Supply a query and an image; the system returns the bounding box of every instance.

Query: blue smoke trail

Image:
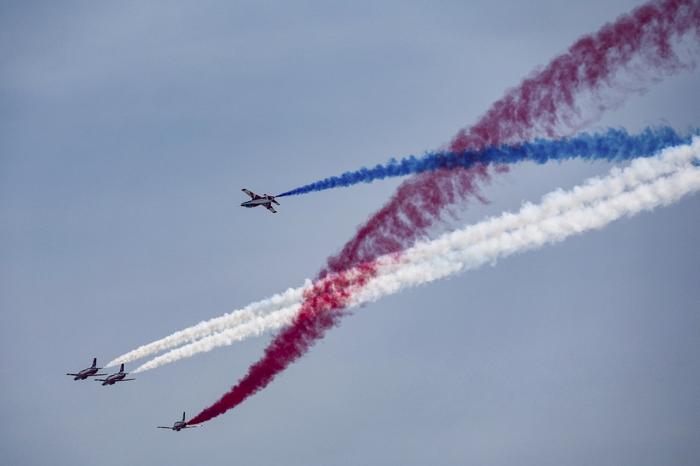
[277,127,696,197]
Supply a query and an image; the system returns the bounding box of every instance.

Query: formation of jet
[94,363,135,386]
[68,187,280,427]
[66,358,106,380]
[157,412,198,432]
[240,188,280,213]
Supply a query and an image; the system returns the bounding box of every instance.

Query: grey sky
[1,1,699,465]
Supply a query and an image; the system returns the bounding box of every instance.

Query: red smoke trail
[188,0,699,425]
[187,262,378,425]
[325,0,699,276]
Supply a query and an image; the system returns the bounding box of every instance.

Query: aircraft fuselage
[102,373,126,385]
[241,197,274,207]
[74,367,99,380]
[158,413,191,431]
[240,189,279,213]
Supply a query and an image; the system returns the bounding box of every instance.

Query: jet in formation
[240,188,280,213]
[66,358,106,380]
[157,412,198,432]
[95,363,135,386]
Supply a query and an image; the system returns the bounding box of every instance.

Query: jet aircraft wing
[242,188,258,199]
[265,204,277,213]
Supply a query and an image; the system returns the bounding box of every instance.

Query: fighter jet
[94,363,135,386]
[240,188,280,213]
[66,358,106,380]
[157,412,198,432]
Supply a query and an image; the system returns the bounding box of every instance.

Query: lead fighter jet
[240,188,280,213]
[157,412,198,432]
[94,363,135,386]
[66,358,106,380]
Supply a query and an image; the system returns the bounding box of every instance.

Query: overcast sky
[1,1,699,465]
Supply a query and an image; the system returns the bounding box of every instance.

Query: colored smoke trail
[133,302,302,373]
[180,0,700,425]
[188,262,378,425]
[324,0,699,276]
[277,127,692,197]
[114,130,696,370]
[352,140,700,307]
[129,126,693,372]
[188,143,700,424]
[107,282,310,367]
[136,138,700,373]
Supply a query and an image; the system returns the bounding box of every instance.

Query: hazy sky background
[1,1,699,465]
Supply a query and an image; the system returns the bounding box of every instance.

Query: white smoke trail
[357,159,700,305]
[107,281,311,367]
[132,304,302,372]
[358,139,700,300]
[132,139,700,372]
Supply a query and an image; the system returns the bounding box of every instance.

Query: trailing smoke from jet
[105,0,700,425]
[323,0,700,276]
[277,127,692,197]
[126,127,696,372]
[352,140,700,306]
[187,139,700,425]
[107,281,311,367]
[187,261,379,425]
[183,0,700,426]
[133,139,700,373]
[133,303,302,372]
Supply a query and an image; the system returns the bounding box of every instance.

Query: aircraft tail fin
[92,358,97,368]
[120,363,125,373]
[182,412,186,422]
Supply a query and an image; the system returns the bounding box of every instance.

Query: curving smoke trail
[133,302,302,373]
[184,0,700,425]
[187,140,700,425]
[352,140,700,306]
[324,0,699,276]
[129,126,695,372]
[187,262,379,425]
[107,282,311,367]
[277,127,692,197]
[138,139,699,373]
